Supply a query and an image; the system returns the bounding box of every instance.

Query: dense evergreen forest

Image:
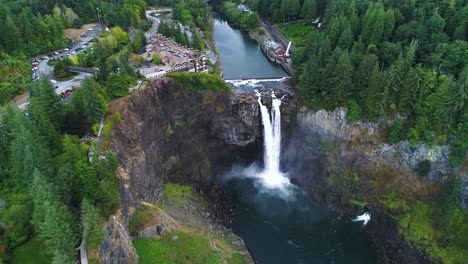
[238,0,467,166]
[0,0,152,262]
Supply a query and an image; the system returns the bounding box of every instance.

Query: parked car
[50,79,57,84]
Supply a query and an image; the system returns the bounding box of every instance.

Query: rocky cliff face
[286,106,454,187]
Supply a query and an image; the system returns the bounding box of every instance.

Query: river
[213,17,378,263]
[213,17,288,80]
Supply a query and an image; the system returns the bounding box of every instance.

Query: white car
[64,48,69,51]
[51,79,58,84]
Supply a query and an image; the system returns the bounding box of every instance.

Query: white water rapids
[353,212,371,226]
[254,90,290,189]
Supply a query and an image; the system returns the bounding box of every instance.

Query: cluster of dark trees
[0,79,119,262]
[157,21,205,51]
[250,0,467,165]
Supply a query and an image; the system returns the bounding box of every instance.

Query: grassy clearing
[167,73,231,92]
[133,231,248,264]
[396,202,467,264]
[163,183,192,209]
[381,191,409,212]
[276,22,315,49]
[348,199,366,208]
[11,238,51,264]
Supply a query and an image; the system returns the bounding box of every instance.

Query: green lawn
[276,22,316,49]
[11,238,51,264]
[134,231,247,264]
[163,183,192,208]
[397,202,468,264]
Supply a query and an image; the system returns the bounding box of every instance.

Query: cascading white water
[255,90,290,189]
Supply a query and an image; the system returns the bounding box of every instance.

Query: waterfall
[255,91,290,189]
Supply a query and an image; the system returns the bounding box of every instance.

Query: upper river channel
[213,17,288,80]
[212,16,378,264]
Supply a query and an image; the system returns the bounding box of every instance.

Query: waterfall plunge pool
[223,177,377,264]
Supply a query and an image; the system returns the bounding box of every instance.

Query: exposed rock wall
[99,213,138,264]
[288,107,453,184]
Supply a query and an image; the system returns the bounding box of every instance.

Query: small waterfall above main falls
[254,90,290,190]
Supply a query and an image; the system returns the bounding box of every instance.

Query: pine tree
[301,0,317,21]
[73,79,106,124]
[365,65,385,120]
[31,169,77,263]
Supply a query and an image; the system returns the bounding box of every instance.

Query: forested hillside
[244,0,467,166]
[0,0,153,262]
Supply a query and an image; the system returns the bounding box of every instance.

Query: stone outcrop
[375,142,451,181]
[290,107,453,183]
[99,213,138,264]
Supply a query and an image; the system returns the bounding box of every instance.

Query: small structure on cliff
[257,36,293,75]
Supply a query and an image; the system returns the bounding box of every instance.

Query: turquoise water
[213,17,288,80]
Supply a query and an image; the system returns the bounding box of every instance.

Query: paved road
[145,10,161,39]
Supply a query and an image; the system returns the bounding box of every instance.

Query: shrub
[152,54,161,65]
[346,99,361,122]
[167,72,231,92]
[407,128,419,148]
[415,159,431,177]
[388,119,404,144]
